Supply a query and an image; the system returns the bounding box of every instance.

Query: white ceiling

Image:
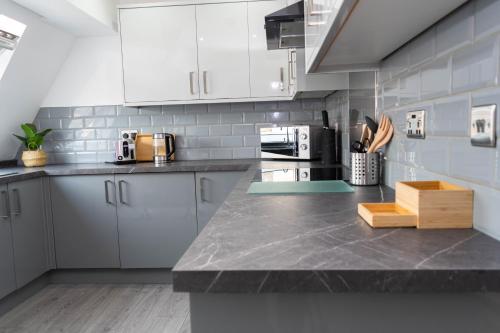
[12,0,118,36]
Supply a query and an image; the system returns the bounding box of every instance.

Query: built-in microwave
[260,125,322,160]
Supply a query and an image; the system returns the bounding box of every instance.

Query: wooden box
[357,203,417,228]
[395,181,473,229]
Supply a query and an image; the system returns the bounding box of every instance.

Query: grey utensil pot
[350,152,380,185]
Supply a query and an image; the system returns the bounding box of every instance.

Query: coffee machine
[115,130,138,164]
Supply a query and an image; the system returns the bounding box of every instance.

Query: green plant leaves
[13,123,52,151]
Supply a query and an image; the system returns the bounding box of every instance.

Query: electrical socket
[471,104,496,147]
[406,110,425,139]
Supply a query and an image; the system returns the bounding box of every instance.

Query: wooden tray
[358,203,417,228]
[396,181,473,229]
[135,134,153,162]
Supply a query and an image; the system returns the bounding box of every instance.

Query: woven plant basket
[21,150,48,167]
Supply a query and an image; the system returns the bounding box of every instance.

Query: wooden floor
[0,284,190,333]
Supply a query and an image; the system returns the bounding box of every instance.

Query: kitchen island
[173,161,500,333]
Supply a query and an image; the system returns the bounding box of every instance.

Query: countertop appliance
[115,130,137,164]
[265,0,304,50]
[152,133,176,165]
[254,167,345,182]
[260,125,322,160]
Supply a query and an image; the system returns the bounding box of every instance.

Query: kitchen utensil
[351,139,370,153]
[321,110,329,129]
[370,121,394,152]
[321,128,338,165]
[367,115,391,153]
[365,116,378,135]
[135,134,154,162]
[350,152,379,185]
[152,133,176,165]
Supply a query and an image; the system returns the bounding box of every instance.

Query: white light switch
[471,104,496,147]
[406,110,425,139]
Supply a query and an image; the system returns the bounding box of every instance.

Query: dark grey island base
[170,161,500,333]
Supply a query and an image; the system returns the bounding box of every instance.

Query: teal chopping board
[247,180,354,195]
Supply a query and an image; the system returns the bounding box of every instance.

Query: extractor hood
[265,0,304,50]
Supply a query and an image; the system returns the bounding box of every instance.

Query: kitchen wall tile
[198,136,220,148]
[173,114,196,125]
[231,103,254,112]
[85,140,108,151]
[38,119,62,130]
[232,124,255,135]
[74,129,96,140]
[96,129,118,139]
[475,0,500,39]
[210,148,233,159]
[409,28,435,67]
[449,137,496,184]
[178,148,210,160]
[208,103,230,113]
[97,152,114,163]
[185,104,208,113]
[84,117,107,128]
[420,57,451,99]
[162,105,185,114]
[254,101,278,111]
[244,112,266,123]
[278,100,302,111]
[436,2,474,56]
[72,106,93,118]
[50,130,74,141]
[209,124,232,136]
[265,111,289,122]
[62,119,83,129]
[290,111,314,121]
[380,47,409,78]
[221,136,243,147]
[382,78,399,109]
[301,98,324,110]
[430,96,469,136]
[140,127,163,134]
[117,106,139,116]
[221,112,243,124]
[76,152,97,163]
[48,107,72,118]
[139,106,162,115]
[197,113,220,125]
[176,136,199,148]
[419,137,450,174]
[106,116,130,128]
[151,115,173,127]
[37,108,50,118]
[397,137,421,167]
[399,70,420,105]
[452,37,498,93]
[244,135,260,147]
[233,147,256,159]
[163,126,185,136]
[94,106,116,116]
[186,126,209,137]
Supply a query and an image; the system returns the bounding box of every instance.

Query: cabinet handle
[279,67,285,91]
[0,190,9,219]
[200,177,209,202]
[104,180,114,205]
[118,180,127,205]
[10,189,21,216]
[290,50,297,80]
[189,71,195,95]
[202,71,208,95]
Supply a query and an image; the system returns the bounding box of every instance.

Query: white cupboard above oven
[118,0,347,106]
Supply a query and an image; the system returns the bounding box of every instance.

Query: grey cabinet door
[116,173,197,268]
[0,184,15,299]
[9,178,48,288]
[195,171,244,233]
[50,176,120,268]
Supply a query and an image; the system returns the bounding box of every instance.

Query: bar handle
[200,177,209,202]
[104,180,114,205]
[279,67,284,91]
[203,71,208,95]
[189,71,195,95]
[0,190,9,219]
[118,180,127,205]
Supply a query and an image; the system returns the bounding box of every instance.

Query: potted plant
[13,123,52,167]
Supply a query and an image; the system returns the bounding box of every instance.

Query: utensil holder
[350,152,379,185]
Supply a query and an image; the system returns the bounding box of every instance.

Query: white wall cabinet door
[196,2,251,100]
[120,6,199,103]
[248,0,292,98]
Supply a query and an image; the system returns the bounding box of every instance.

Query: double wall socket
[471,104,496,147]
[406,110,425,139]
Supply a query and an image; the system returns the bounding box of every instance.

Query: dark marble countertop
[173,161,500,294]
[0,160,253,185]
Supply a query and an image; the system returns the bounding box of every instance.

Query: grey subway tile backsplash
[35,99,324,164]
[430,96,469,136]
[435,2,474,56]
[420,57,451,99]
[475,0,500,39]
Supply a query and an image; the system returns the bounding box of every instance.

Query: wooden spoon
[371,121,394,152]
[367,115,388,153]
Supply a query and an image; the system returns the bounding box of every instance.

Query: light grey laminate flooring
[0,284,190,333]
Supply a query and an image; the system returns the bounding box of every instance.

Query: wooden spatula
[367,115,389,153]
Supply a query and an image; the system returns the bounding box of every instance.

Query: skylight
[0,14,26,80]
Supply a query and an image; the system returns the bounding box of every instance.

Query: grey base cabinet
[50,176,120,268]
[116,173,197,268]
[9,178,48,288]
[0,184,16,299]
[196,171,244,233]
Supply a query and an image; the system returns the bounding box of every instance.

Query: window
[0,14,26,80]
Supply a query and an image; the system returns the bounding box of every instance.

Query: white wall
[0,0,74,160]
[67,0,118,30]
[42,35,124,107]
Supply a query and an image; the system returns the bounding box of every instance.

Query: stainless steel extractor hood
[265,0,304,50]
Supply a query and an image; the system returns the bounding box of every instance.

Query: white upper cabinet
[248,0,291,98]
[120,6,199,103]
[305,0,468,73]
[196,2,251,100]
